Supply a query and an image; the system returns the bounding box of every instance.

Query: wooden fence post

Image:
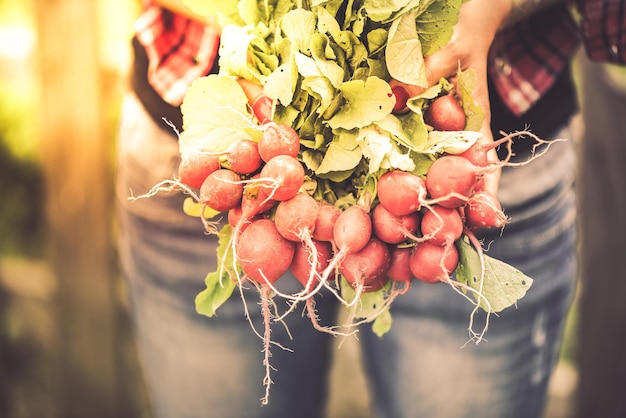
[35,0,117,416]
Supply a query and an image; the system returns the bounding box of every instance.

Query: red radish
[409,241,459,284]
[236,78,274,123]
[274,193,319,242]
[258,123,300,163]
[228,205,243,228]
[242,193,275,219]
[473,177,487,193]
[339,237,391,292]
[425,155,479,208]
[235,218,295,285]
[371,203,420,244]
[458,135,512,167]
[258,155,305,201]
[223,139,262,174]
[241,174,276,220]
[199,168,243,212]
[377,170,427,216]
[465,191,507,230]
[420,205,464,246]
[333,205,372,254]
[387,246,413,283]
[290,239,332,291]
[227,205,264,234]
[392,85,411,114]
[177,152,220,189]
[312,200,341,242]
[423,92,465,131]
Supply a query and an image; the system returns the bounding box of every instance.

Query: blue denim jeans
[116,93,578,418]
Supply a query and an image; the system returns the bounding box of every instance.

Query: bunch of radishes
[182,90,508,290]
[137,82,551,405]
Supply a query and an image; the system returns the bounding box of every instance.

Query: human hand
[391,0,512,196]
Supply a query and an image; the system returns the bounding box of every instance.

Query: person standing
[115,1,625,417]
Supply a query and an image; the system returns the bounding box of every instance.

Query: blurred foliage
[0,1,45,257]
[0,131,45,257]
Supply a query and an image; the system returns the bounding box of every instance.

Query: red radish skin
[459,135,513,167]
[339,237,391,292]
[409,241,459,284]
[387,246,413,283]
[241,174,276,220]
[377,170,427,216]
[392,85,411,114]
[258,123,300,163]
[274,193,319,242]
[425,155,479,208]
[223,139,262,175]
[423,93,465,131]
[465,191,508,230]
[227,206,263,234]
[177,152,220,189]
[228,205,243,228]
[258,155,305,201]
[371,203,420,244]
[312,201,341,242]
[235,219,295,285]
[333,205,372,254]
[420,205,464,246]
[290,239,332,291]
[199,169,243,212]
[236,78,274,124]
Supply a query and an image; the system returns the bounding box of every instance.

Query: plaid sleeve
[578,0,626,64]
[488,5,581,116]
[134,2,220,106]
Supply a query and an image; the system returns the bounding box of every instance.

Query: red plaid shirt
[134,1,220,106]
[490,0,626,116]
[135,0,625,113]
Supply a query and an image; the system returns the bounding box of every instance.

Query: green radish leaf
[396,112,429,151]
[340,277,390,320]
[281,9,317,53]
[356,125,416,173]
[327,77,395,130]
[374,113,426,151]
[410,152,435,177]
[385,9,428,87]
[455,235,534,313]
[423,130,482,155]
[195,225,238,317]
[301,76,336,116]
[182,197,220,219]
[372,308,393,337]
[406,82,446,112]
[316,130,362,174]
[217,25,258,80]
[179,75,258,153]
[265,63,297,106]
[367,28,389,54]
[310,34,346,88]
[363,0,413,22]
[316,6,342,36]
[416,0,464,56]
[456,67,484,132]
[238,0,266,25]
